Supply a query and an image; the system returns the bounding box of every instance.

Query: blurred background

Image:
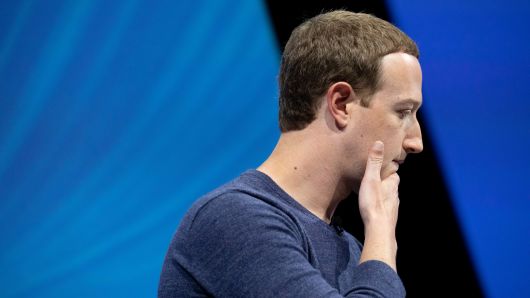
[0,0,528,297]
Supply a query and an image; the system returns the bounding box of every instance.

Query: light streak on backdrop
[0,0,279,296]
[388,0,530,297]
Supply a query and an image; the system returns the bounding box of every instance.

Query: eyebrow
[395,98,422,109]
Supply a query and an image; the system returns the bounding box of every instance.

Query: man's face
[348,52,423,182]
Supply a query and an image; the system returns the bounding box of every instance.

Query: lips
[393,160,404,165]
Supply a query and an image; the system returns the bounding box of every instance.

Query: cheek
[378,124,402,146]
[379,130,405,160]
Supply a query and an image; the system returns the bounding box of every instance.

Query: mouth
[393,159,404,165]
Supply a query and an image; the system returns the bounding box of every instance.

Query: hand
[358,141,400,227]
[358,141,400,271]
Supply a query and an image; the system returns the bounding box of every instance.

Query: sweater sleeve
[160,192,405,298]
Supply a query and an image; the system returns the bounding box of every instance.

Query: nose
[403,120,423,154]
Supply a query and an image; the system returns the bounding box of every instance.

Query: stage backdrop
[0,0,279,296]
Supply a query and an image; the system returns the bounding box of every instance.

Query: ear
[325,82,358,129]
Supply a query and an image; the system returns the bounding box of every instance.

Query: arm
[165,190,404,297]
[358,141,400,272]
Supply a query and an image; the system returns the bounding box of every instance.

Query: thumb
[364,141,384,180]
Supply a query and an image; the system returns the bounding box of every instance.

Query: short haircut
[278,10,419,132]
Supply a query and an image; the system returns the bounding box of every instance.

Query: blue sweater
[159,170,405,297]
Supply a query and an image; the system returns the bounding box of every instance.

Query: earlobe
[326,82,357,129]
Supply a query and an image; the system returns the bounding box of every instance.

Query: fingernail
[373,141,384,151]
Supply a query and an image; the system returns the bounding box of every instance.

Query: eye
[397,109,412,119]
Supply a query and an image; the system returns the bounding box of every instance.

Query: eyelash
[398,109,413,119]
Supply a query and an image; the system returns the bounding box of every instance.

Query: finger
[364,141,384,181]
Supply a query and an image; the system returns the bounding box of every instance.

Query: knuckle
[370,156,384,163]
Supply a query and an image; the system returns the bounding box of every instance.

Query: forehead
[375,52,423,106]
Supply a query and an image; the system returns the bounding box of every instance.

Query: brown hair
[278,10,419,132]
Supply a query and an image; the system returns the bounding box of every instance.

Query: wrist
[360,228,398,271]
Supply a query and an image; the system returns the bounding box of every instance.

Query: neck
[257,126,351,224]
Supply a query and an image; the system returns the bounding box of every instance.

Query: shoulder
[169,182,312,281]
[182,188,304,243]
[178,170,305,237]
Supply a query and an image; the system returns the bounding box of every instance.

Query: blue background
[0,0,529,297]
[389,1,530,297]
[0,0,279,296]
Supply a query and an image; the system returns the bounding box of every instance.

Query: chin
[381,167,399,179]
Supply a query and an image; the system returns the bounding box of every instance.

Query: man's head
[278,10,419,132]
[277,11,423,190]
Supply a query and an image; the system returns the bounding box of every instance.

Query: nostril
[404,139,423,154]
[414,142,424,154]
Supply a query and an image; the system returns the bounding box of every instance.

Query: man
[159,10,423,297]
